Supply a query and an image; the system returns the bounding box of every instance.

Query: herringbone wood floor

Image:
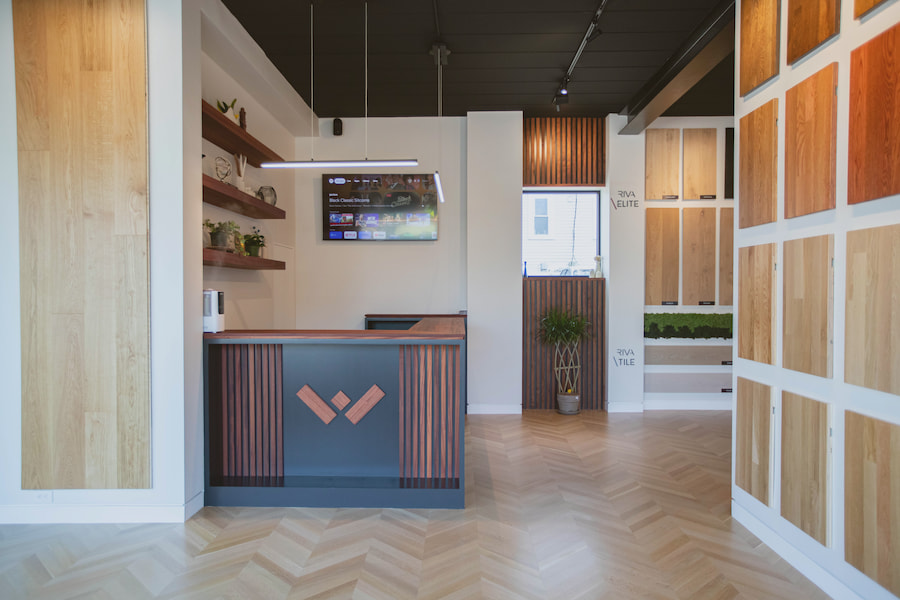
[1,411,831,599]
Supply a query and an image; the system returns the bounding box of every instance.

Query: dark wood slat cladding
[399,345,461,489]
[208,344,283,486]
[524,117,606,186]
[523,278,606,410]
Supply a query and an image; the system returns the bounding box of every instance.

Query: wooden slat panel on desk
[785,63,837,218]
[682,208,717,305]
[740,0,780,95]
[739,99,778,228]
[683,129,717,199]
[738,244,776,364]
[781,392,828,545]
[845,411,900,596]
[845,224,900,395]
[787,0,839,64]
[719,208,734,305]
[645,129,680,199]
[783,235,833,378]
[848,22,900,205]
[736,377,771,505]
[645,208,680,305]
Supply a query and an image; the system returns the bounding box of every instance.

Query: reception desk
[203,316,466,508]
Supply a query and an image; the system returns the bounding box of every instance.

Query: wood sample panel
[845,411,900,596]
[845,224,900,395]
[739,99,779,228]
[740,0,781,95]
[781,392,828,545]
[736,377,771,505]
[787,0,840,63]
[645,345,732,365]
[645,129,680,199]
[15,0,150,488]
[855,0,889,17]
[645,208,680,305]
[725,127,735,199]
[523,117,605,186]
[738,244,776,364]
[783,235,834,378]
[719,208,735,305]
[683,129,717,199]
[682,208,717,305]
[849,22,900,205]
[785,64,838,219]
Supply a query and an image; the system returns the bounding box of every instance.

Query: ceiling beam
[618,0,734,135]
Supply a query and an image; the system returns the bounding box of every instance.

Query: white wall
[292,116,467,329]
[466,112,523,414]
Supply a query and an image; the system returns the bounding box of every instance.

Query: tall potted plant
[539,308,590,414]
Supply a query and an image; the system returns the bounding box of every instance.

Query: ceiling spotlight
[560,86,568,95]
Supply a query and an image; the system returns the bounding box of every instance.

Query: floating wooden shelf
[203,248,285,270]
[201,100,284,167]
[202,175,286,220]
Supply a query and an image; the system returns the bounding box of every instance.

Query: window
[522,192,599,276]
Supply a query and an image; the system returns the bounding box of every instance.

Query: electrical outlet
[33,491,52,504]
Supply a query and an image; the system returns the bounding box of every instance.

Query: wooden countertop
[204,317,465,341]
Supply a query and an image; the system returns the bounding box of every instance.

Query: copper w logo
[296,384,385,425]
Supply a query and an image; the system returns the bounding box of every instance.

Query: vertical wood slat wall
[522,278,606,410]
[399,345,461,488]
[523,118,605,186]
[15,0,150,489]
[208,345,284,486]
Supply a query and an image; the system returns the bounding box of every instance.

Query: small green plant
[216,98,237,113]
[643,313,733,339]
[539,308,590,394]
[206,220,242,253]
[243,226,266,248]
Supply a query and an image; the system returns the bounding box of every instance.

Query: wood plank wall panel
[15,0,150,489]
[845,224,900,395]
[845,411,900,596]
[738,244,776,364]
[523,117,605,186]
[781,392,829,545]
[736,377,771,505]
[645,208,680,305]
[719,208,735,305]
[848,22,900,205]
[683,128,718,199]
[787,0,840,63]
[785,64,838,218]
[725,128,735,199]
[399,345,462,488]
[783,235,834,378]
[855,0,889,17]
[645,345,733,365]
[645,129,680,199]
[739,99,779,228]
[682,208,717,305]
[208,345,284,486]
[740,0,781,95]
[522,278,606,410]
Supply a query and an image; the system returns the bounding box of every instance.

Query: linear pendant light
[262,1,418,170]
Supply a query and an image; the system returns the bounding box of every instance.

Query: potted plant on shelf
[243,226,266,257]
[539,308,590,414]
[205,220,241,253]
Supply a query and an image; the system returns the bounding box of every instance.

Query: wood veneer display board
[14,0,150,489]
[719,208,734,305]
[736,377,771,505]
[683,129,717,199]
[783,235,834,378]
[848,22,900,205]
[738,244,776,364]
[787,0,840,63]
[845,411,900,596]
[781,392,829,546]
[740,0,781,95]
[682,208,716,305]
[785,64,838,219]
[645,208,680,305]
[845,224,900,395]
[645,129,680,200]
[855,0,890,17]
[739,99,779,228]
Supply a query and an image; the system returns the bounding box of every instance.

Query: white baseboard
[606,401,644,413]
[184,490,205,520]
[0,503,192,524]
[644,393,732,410]
[466,403,522,415]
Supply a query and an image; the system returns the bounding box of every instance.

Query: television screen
[322,174,439,241]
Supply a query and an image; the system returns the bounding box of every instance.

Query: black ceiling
[220,0,735,119]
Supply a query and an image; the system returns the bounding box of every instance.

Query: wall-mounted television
[322,174,439,241]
